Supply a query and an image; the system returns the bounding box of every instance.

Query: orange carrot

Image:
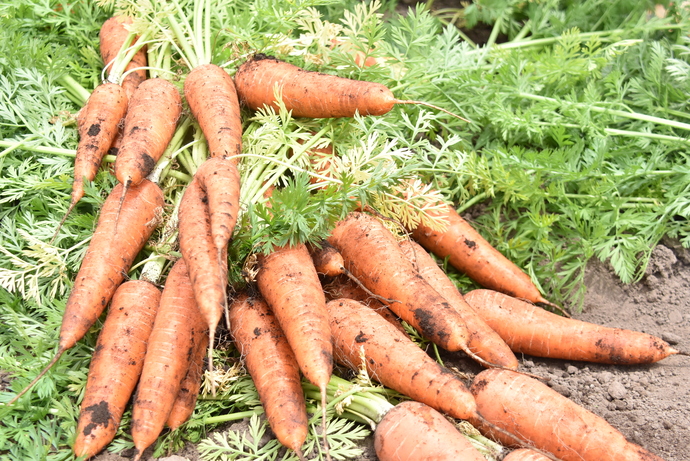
[7,179,164,406]
[412,201,559,310]
[52,82,129,242]
[399,240,519,370]
[166,322,209,431]
[463,289,681,364]
[194,156,241,255]
[255,242,332,459]
[503,449,553,461]
[114,77,181,218]
[327,212,501,367]
[374,401,486,461]
[131,258,207,460]
[234,54,466,120]
[307,240,345,277]
[99,15,148,100]
[177,177,227,365]
[72,280,161,459]
[183,63,242,163]
[470,368,665,461]
[228,292,308,458]
[325,297,478,422]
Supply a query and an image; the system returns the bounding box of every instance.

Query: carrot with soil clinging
[399,239,519,370]
[255,242,333,460]
[411,200,565,313]
[234,54,469,121]
[177,177,227,369]
[228,292,309,459]
[7,179,164,406]
[463,289,685,364]
[470,368,665,461]
[131,258,208,461]
[327,211,506,369]
[51,82,129,242]
[72,280,161,459]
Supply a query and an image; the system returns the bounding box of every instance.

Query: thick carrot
[470,368,665,461]
[178,177,227,364]
[195,157,241,254]
[114,77,181,217]
[184,63,242,163]
[412,201,558,309]
[327,212,492,364]
[228,292,308,457]
[325,298,478,421]
[234,54,465,120]
[463,289,681,364]
[52,82,129,242]
[72,280,161,459]
[255,242,333,459]
[374,400,486,461]
[399,240,519,370]
[165,321,209,431]
[131,258,207,460]
[99,15,148,100]
[503,449,553,461]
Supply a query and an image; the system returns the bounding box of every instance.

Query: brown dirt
[95,238,690,461]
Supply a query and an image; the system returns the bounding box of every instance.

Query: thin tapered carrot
[114,77,181,223]
[52,82,129,242]
[7,179,164,405]
[327,211,502,368]
[178,177,227,367]
[399,239,519,370]
[228,292,308,459]
[184,63,242,163]
[255,242,332,460]
[470,368,665,461]
[463,289,684,364]
[131,258,208,460]
[99,15,148,100]
[412,201,564,313]
[234,54,468,121]
[194,156,241,255]
[325,298,479,422]
[307,240,346,277]
[72,280,161,459]
[166,321,210,431]
[374,401,486,461]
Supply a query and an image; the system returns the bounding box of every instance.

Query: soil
[93,237,690,461]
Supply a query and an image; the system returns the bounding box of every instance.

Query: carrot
[325,297,478,422]
[307,240,346,277]
[411,201,562,312]
[165,322,209,431]
[374,401,486,461]
[324,275,407,335]
[234,54,468,120]
[184,63,243,163]
[255,242,333,459]
[52,82,129,242]
[194,156,241,255]
[131,258,208,460]
[327,211,503,368]
[114,77,181,222]
[469,368,665,461]
[99,15,148,100]
[228,292,308,458]
[177,177,227,366]
[7,179,164,405]
[503,449,553,461]
[72,280,161,459]
[399,239,519,370]
[463,289,682,364]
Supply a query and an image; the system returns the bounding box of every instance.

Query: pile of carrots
[6,4,687,461]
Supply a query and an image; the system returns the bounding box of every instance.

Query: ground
[92,236,690,461]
